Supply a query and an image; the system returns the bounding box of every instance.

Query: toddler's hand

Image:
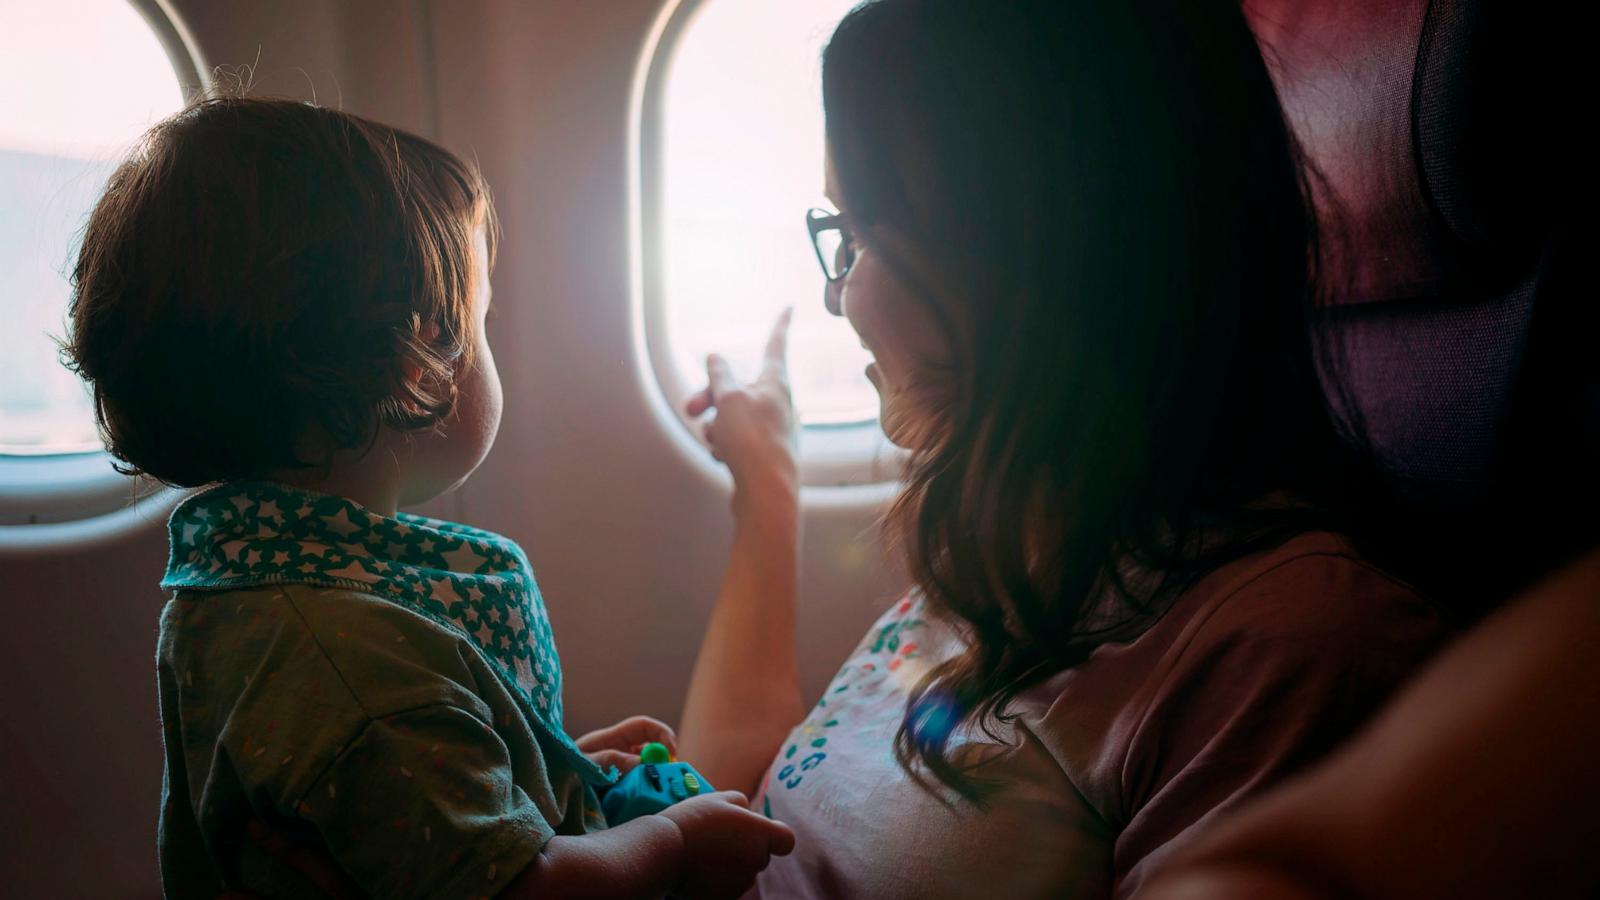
[576,715,677,773]
[684,310,799,504]
[659,790,796,900]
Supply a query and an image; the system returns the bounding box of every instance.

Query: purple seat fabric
[1244,0,1586,613]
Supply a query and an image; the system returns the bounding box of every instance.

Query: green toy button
[640,742,671,765]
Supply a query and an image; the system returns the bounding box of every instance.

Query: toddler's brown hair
[64,95,496,486]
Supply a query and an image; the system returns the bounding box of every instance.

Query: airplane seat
[1244,0,1588,617]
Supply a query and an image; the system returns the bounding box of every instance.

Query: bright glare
[660,0,876,426]
[0,0,187,454]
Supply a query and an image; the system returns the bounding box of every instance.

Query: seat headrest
[1243,0,1586,607]
[1246,0,1558,304]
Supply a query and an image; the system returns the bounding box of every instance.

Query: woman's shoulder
[1015,531,1447,842]
[1036,531,1447,724]
[1179,530,1440,647]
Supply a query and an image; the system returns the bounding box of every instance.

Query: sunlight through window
[0,0,188,454]
[659,0,874,427]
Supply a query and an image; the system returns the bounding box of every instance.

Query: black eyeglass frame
[806,207,857,285]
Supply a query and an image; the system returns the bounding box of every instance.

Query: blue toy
[600,742,714,824]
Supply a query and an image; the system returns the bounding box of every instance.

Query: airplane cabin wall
[0,2,907,896]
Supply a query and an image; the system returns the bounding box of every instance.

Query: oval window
[653,0,874,428]
[0,0,193,456]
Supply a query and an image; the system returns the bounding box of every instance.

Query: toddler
[64,96,792,899]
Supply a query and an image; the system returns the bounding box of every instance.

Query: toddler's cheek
[459,354,504,458]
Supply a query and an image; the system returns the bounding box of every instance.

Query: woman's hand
[684,309,799,511]
[576,715,678,773]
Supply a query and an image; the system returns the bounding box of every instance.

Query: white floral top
[750,532,1444,900]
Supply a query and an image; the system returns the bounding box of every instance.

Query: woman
[676,0,1443,897]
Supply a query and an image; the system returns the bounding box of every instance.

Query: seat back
[1244,0,1589,613]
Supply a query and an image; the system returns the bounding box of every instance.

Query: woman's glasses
[806,208,856,315]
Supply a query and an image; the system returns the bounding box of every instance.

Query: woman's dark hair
[822,0,1363,799]
[63,95,496,487]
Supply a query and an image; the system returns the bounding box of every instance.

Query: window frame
[627,0,904,492]
[0,0,205,537]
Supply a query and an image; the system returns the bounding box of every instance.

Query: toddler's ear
[403,321,444,385]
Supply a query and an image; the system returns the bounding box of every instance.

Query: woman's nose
[825,279,844,316]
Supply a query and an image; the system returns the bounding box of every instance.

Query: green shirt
[157,582,607,899]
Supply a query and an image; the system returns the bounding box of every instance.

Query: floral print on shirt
[772,595,930,793]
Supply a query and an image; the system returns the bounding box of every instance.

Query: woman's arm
[677,312,808,794]
[679,475,805,794]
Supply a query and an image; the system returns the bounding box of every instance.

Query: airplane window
[0,0,189,456]
[657,0,874,427]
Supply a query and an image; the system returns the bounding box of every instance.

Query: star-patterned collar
[162,480,613,787]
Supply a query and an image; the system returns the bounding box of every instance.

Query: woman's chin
[872,380,917,449]
[877,405,918,450]
[869,367,944,450]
